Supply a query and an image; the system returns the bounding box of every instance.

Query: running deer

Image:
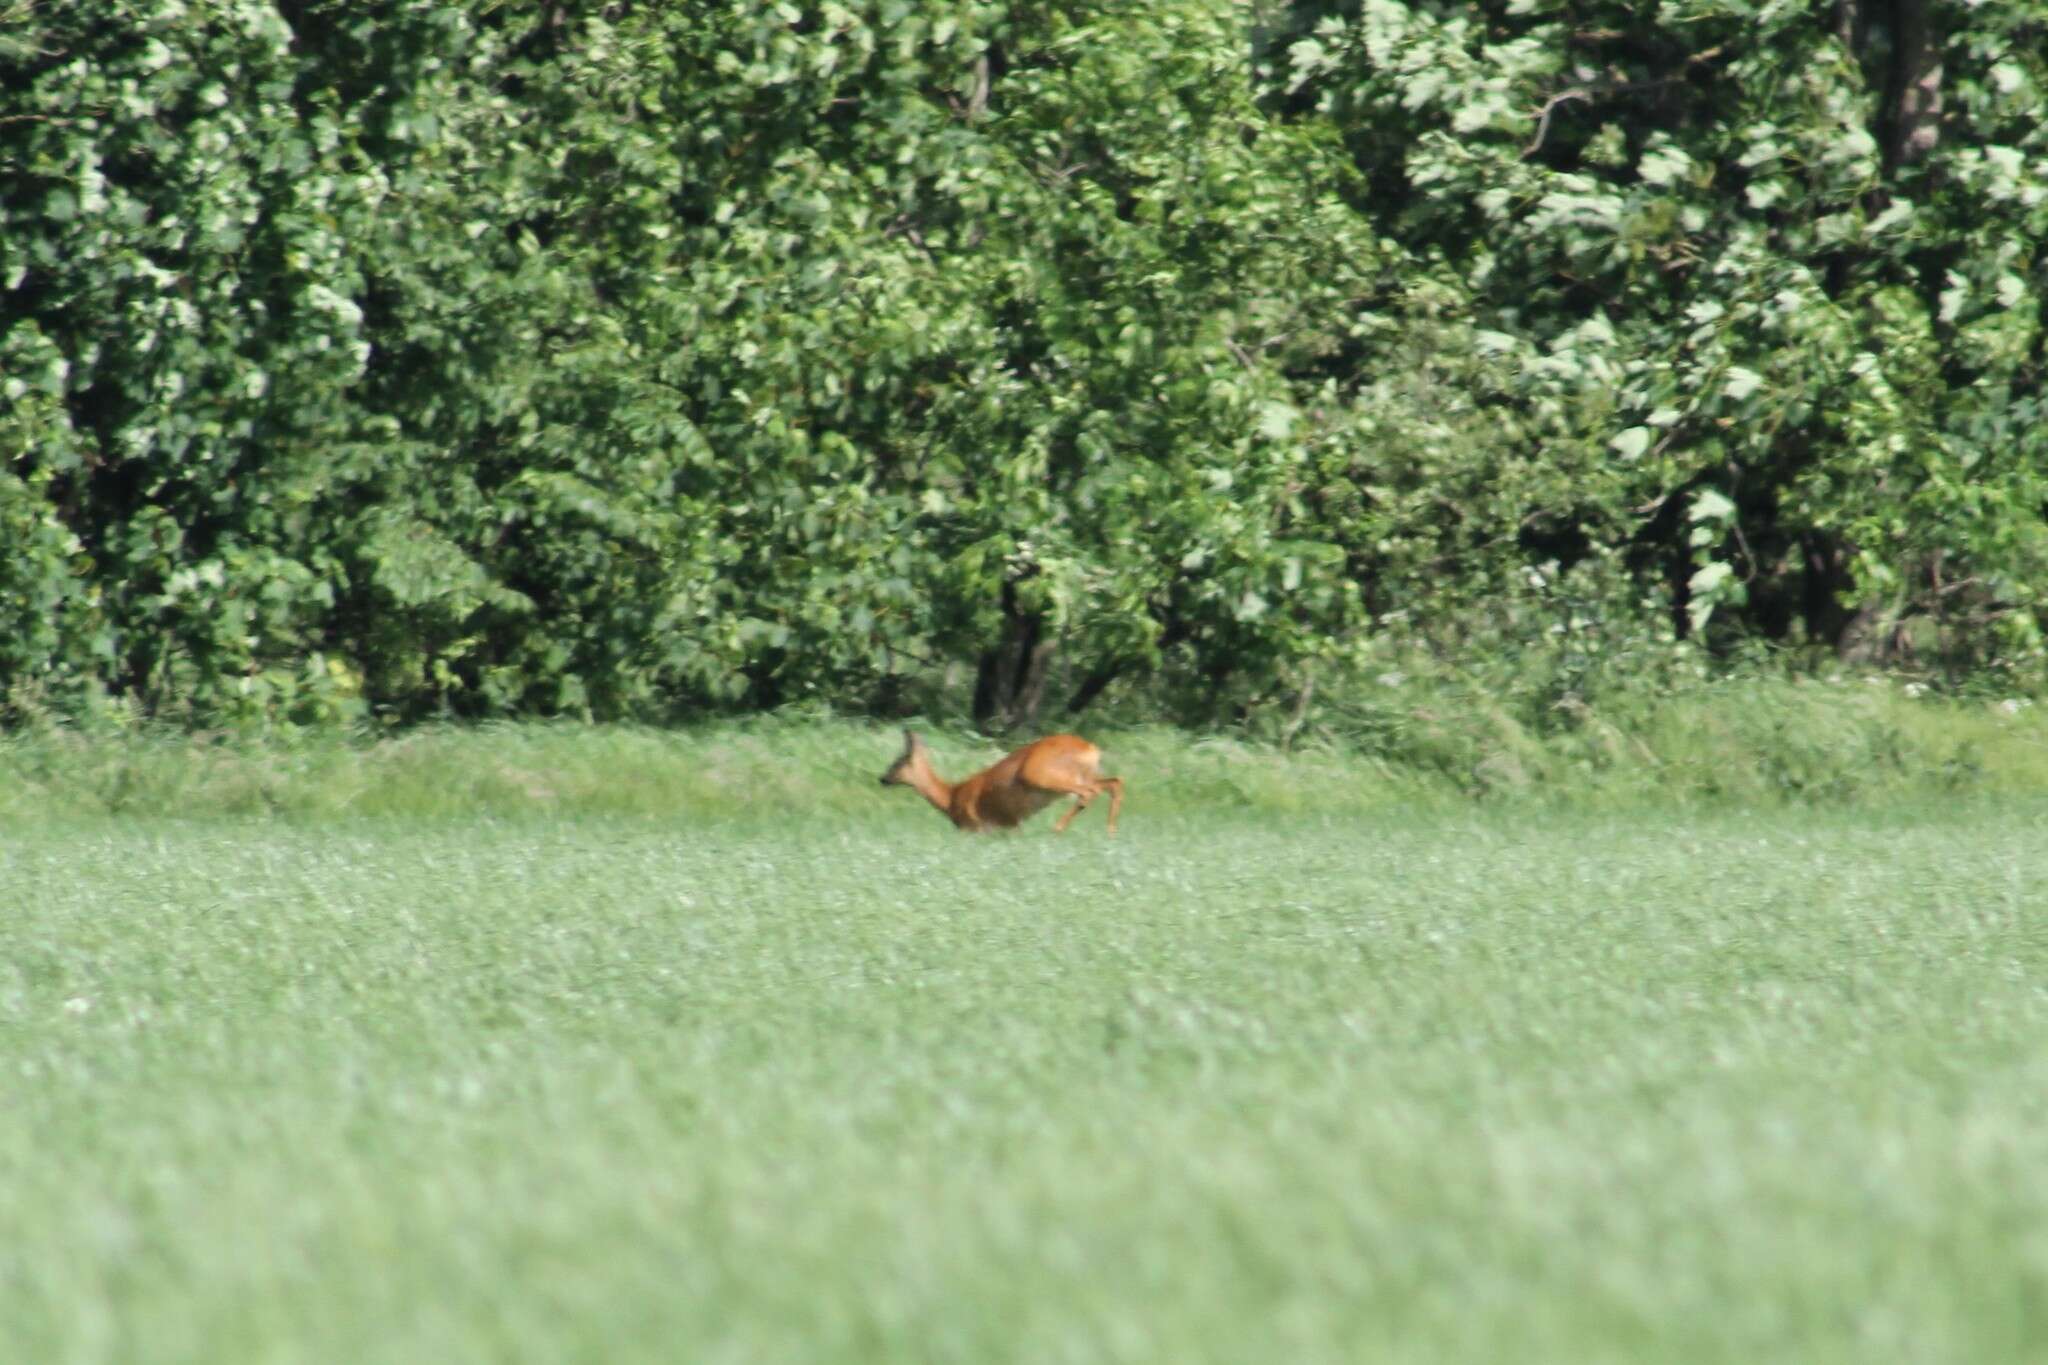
[879,730,1124,834]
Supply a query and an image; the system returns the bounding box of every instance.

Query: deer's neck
[902,759,956,819]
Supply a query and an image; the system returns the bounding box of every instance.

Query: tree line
[3,1,2044,729]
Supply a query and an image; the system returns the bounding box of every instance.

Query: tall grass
[0,675,2041,824]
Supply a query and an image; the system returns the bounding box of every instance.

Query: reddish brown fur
[879,730,1124,834]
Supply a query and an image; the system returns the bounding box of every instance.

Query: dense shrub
[3,2,2043,728]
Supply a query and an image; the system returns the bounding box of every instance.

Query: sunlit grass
[4,731,2045,1361]
[4,676,2045,824]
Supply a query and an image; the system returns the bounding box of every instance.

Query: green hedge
[4,2,2044,728]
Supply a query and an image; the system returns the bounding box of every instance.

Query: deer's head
[879,729,932,787]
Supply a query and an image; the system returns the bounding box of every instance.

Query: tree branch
[1524,88,1591,156]
[1522,46,1729,158]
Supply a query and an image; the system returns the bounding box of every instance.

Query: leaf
[1402,70,1447,111]
[1866,202,1914,236]
[1722,368,1765,401]
[1256,401,1299,440]
[1637,146,1692,187]
[1688,489,1737,523]
[1609,426,1654,460]
[1686,561,1738,632]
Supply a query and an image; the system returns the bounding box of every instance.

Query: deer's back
[950,734,1100,829]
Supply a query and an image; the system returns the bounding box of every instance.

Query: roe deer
[879,730,1124,834]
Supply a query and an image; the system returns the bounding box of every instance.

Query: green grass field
[5,719,2046,1362]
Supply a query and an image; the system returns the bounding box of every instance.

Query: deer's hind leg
[1099,776,1123,834]
[1051,785,1095,833]
[1050,775,1123,834]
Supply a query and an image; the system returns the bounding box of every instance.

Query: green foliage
[2,1,1390,724]
[2,0,362,720]
[1272,0,2048,674]
[2,1,2044,726]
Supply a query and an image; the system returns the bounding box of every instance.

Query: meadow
[4,708,2046,1362]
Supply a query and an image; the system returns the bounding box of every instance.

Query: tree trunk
[1834,0,1864,53]
[972,576,1054,733]
[1799,529,1861,651]
[1065,662,1125,716]
[1882,0,1941,174]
